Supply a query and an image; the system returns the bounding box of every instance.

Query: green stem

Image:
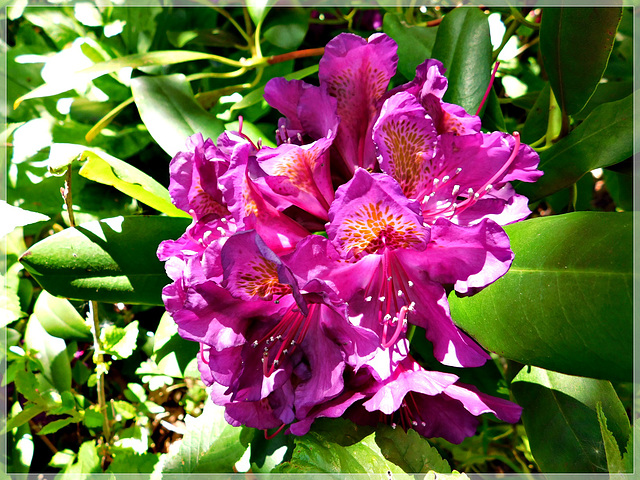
[509,6,540,29]
[493,18,519,62]
[63,167,76,227]
[568,183,578,212]
[213,7,252,45]
[90,300,111,443]
[545,88,562,146]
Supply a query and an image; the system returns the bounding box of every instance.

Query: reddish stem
[475,61,500,116]
[267,47,325,65]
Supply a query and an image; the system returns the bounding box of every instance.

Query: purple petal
[319,33,398,172]
[327,169,429,258]
[373,92,439,198]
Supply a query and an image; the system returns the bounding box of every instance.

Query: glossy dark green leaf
[431,8,491,114]
[20,216,190,305]
[511,367,630,472]
[572,81,633,122]
[539,8,622,115]
[517,93,634,202]
[521,83,551,144]
[24,313,72,392]
[479,88,506,132]
[375,425,452,474]
[383,13,438,81]
[449,212,632,382]
[274,431,408,476]
[131,74,225,157]
[152,312,199,378]
[33,290,91,340]
[162,399,246,473]
[602,170,633,211]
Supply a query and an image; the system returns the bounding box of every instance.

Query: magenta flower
[157,31,540,441]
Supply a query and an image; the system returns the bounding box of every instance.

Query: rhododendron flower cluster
[158,33,542,443]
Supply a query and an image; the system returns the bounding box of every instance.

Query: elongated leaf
[449,212,632,382]
[431,8,491,114]
[375,425,452,474]
[131,74,225,157]
[33,290,91,340]
[597,403,629,474]
[20,216,190,305]
[13,50,225,108]
[540,7,622,115]
[24,313,72,392]
[162,399,246,473]
[521,83,551,144]
[511,367,630,472]
[383,13,438,81]
[47,143,188,218]
[517,93,635,202]
[229,64,319,114]
[3,404,46,433]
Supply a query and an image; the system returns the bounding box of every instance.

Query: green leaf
[603,170,633,211]
[62,440,101,476]
[449,212,632,382]
[518,93,634,202]
[431,8,492,114]
[20,216,190,305]
[101,321,139,360]
[383,13,438,81]
[375,425,452,474]
[47,144,189,218]
[33,290,91,340]
[38,416,79,436]
[247,0,273,27]
[162,399,246,473]
[0,200,50,239]
[275,430,409,477]
[539,7,622,115]
[596,403,630,474]
[3,404,46,434]
[521,83,551,144]
[131,74,225,157]
[229,64,319,114]
[107,451,160,473]
[511,366,630,472]
[152,312,199,378]
[263,8,309,50]
[24,313,72,392]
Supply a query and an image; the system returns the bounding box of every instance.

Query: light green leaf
[3,404,46,434]
[449,212,632,382]
[162,398,246,473]
[0,200,50,239]
[596,403,629,474]
[33,290,91,340]
[20,216,191,305]
[101,321,139,360]
[38,416,79,436]
[47,143,188,218]
[131,74,225,157]
[512,367,630,472]
[24,313,72,393]
[152,312,199,378]
[375,425,452,474]
[61,440,101,476]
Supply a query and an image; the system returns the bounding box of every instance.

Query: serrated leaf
[511,366,630,472]
[540,7,622,115]
[383,13,438,81]
[131,74,225,157]
[596,403,629,474]
[101,321,139,359]
[20,216,191,305]
[2,404,46,434]
[375,425,452,474]
[82,405,104,429]
[275,431,409,477]
[449,212,632,382]
[162,398,246,473]
[24,313,72,392]
[107,451,160,473]
[33,290,91,340]
[517,93,635,202]
[431,8,492,114]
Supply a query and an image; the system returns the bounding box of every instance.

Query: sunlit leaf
[449,212,632,382]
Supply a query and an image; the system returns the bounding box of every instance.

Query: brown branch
[267,47,325,65]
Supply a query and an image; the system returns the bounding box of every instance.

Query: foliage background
[1,2,635,478]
